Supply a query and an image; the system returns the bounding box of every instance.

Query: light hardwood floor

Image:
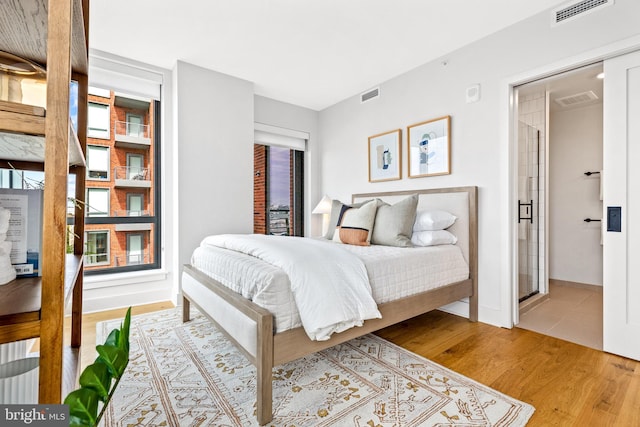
[68,302,639,426]
[61,301,176,371]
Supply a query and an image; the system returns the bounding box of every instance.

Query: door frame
[502,35,640,328]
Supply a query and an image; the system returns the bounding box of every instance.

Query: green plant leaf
[63,388,100,426]
[104,328,119,347]
[119,307,132,353]
[68,415,93,427]
[79,362,113,401]
[96,345,128,379]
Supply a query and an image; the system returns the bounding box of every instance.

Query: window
[126,153,145,180]
[87,145,109,180]
[84,96,160,274]
[254,145,304,236]
[88,86,110,98]
[127,193,144,216]
[126,113,143,137]
[85,230,109,266]
[85,54,162,275]
[86,188,109,217]
[0,169,44,189]
[126,233,144,265]
[87,102,110,139]
[253,124,307,237]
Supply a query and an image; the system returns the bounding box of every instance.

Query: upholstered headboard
[352,186,477,268]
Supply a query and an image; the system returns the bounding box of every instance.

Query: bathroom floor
[516,279,603,350]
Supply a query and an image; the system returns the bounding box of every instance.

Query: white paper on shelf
[0,194,27,264]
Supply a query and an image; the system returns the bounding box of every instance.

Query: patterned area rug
[100,308,534,426]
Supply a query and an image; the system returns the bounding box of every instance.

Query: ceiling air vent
[554,90,599,108]
[552,0,614,26]
[361,87,379,103]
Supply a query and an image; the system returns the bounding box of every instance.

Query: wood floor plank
[572,355,637,425]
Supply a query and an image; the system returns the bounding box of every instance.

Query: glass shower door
[518,121,540,301]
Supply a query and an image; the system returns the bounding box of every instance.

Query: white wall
[317,0,640,326]
[174,61,254,275]
[254,96,320,236]
[549,104,603,285]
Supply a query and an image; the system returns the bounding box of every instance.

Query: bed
[181,186,478,425]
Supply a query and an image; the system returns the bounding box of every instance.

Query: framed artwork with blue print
[368,129,401,182]
[407,115,451,178]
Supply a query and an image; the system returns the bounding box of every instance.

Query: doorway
[514,63,604,350]
[126,153,145,180]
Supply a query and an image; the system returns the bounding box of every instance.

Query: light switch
[607,206,622,232]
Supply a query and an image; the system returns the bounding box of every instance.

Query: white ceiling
[89,0,569,111]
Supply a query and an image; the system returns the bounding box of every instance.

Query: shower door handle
[518,200,533,224]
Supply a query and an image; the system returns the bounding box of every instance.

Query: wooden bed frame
[181,186,478,425]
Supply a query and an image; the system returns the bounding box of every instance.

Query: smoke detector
[552,0,614,26]
[554,90,599,108]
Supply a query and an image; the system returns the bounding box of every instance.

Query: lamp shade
[312,195,332,214]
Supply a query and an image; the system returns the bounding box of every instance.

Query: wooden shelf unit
[0,100,87,168]
[0,0,89,404]
[0,255,84,342]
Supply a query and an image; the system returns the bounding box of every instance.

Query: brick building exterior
[84,89,155,271]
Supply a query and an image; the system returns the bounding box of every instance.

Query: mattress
[188,239,469,333]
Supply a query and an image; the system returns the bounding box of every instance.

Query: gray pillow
[324,199,372,239]
[371,194,419,247]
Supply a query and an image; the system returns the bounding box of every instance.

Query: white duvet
[202,234,382,341]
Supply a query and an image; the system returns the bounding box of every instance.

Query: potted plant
[64,307,131,427]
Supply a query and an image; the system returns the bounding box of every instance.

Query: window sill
[85,262,110,267]
[87,134,110,140]
[84,268,168,290]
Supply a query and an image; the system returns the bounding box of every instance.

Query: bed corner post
[182,296,191,323]
[256,313,274,425]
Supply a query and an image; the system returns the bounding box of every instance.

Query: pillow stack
[324,195,457,248]
[326,194,419,247]
[411,210,457,246]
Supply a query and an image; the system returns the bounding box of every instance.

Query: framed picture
[407,115,451,178]
[368,129,401,182]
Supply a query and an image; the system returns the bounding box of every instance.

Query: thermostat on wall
[466,84,481,103]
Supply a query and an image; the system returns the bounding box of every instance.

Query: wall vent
[552,0,614,26]
[554,90,599,108]
[361,87,379,103]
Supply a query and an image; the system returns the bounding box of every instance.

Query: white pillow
[413,210,457,231]
[411,230,458,246]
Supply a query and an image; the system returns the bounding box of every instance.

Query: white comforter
[202,234,381,341]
